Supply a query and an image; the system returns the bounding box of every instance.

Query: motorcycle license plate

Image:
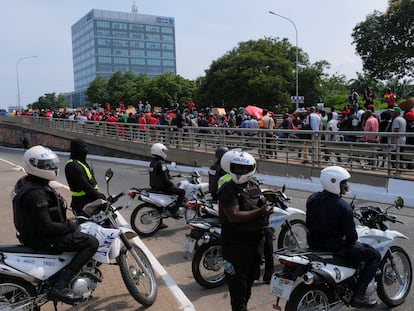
[183,236,196,253]
[269,275,294,300]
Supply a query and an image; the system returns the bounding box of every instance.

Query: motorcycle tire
[130,203,163,237]
[376,245,412,307]
[192,240,225,289]
[0,277,40,311]
[285,283,336,311]
[277,219,307,249]
[117,245,158,307]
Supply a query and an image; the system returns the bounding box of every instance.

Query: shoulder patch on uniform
[161,165,167,171]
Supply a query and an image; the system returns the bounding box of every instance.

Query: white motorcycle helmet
[151,143,168,160]
[23,145,60,181]
[220,148,242,173]
[320,166,351,195]
[229,151,256,184]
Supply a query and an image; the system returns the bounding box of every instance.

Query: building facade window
[131,58,146,65]
[98,56,112,64]
[112,31,128,38]
[114,57,128,64]
[96,20,110,28]
[145,25,160,33]
[113,40,128,47]
[147,59,161,66]
[130,50,145,57]
[97,47,111,55]
[112,22,127,30]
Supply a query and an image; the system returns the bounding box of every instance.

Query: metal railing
[2,115,414,179]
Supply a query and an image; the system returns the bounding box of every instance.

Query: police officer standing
[208,146,228,201]
[12,145,99,304]
[306,166,381,308]
[218,151,272,311]
[65,139,106,216]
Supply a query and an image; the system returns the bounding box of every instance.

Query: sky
[0,0,389,110]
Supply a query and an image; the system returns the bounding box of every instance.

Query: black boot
[48,269,83,305]
[351,294,377,308]
[170,207,183,219]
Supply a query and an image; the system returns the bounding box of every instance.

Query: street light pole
[268,10,299,110]
[16,55,38,113]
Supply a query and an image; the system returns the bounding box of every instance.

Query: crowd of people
[13,89,414,170]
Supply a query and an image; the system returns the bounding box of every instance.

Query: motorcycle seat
[190,217,220,226]
[302,248,359,268]
[277,247,359,268]
[147,188,173,195]
[0,244,62,255]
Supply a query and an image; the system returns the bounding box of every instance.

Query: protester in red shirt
[138,113,147,140]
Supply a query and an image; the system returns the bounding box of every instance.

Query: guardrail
[1,115,414,180]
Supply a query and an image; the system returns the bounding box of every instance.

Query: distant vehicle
[0,109,9,115]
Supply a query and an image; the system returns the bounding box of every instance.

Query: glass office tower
[72,9,176,92]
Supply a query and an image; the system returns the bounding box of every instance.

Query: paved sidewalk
[0,160,182,311]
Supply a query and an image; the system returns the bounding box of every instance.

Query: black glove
[97,192,106,200]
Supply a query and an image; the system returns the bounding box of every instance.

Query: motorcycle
[0,168,157,310]
[184,217,223,289]
[269,196,412,311]
[127,166,209,237]
[184,197,219,223]
[183,186,307,289]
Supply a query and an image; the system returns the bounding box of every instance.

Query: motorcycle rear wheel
[277,219,308,249]
[130,204,163,237]
[192,240,225,289]
[377,245,412,307]
[0,278,40,311]
[117,245,158,306]
[285,283,336,311]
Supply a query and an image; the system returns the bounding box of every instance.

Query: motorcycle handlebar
[108,192,124,203]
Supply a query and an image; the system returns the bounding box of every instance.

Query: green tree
[352,0,414,80]
[196,37,325,112]
[29,93,68,111]
[107,71,138,106]
[146,72,196,108]
[87,76,108,105]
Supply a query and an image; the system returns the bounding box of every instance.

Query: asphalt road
[1,147,413,311]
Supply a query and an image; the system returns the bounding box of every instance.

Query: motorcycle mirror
[395,196,404,209]
[282,185,286,193]
[105,168,113,183]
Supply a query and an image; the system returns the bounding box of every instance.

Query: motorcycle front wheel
[130,204,163,237]
[277,219,308,249]
[192,240,225,289]
[117,245,158,307]
[285,283,336,311]
[377,245,412,307]
[0,278,40,311]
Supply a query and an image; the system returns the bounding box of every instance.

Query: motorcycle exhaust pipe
[302,272,315,284]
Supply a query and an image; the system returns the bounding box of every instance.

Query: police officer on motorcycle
[65,138,106,216]
[12,146,99,304]
[208,146,229,200]
[218,151,273,311]
[149,143,184,219]
[306,166,381,308]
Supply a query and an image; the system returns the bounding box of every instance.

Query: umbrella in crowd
[243,105,263,119]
